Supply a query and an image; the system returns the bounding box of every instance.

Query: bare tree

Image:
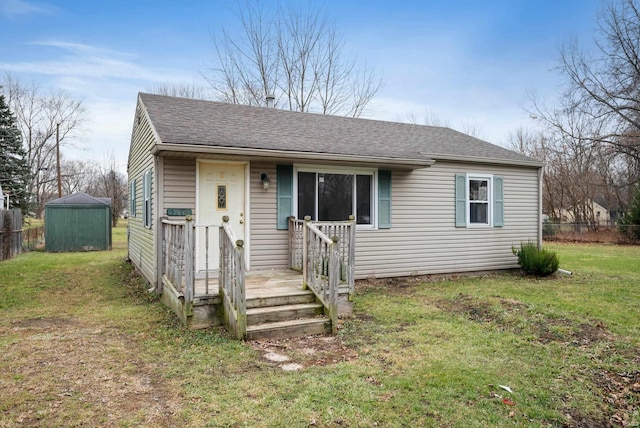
[1,73,86,216]
[457,120,484,139]
[553,0,640,163]
[58,157,126,227]
[207,0,383,117]
[397,109,451,128]
[147,81,211,99]
[98,163,127,227]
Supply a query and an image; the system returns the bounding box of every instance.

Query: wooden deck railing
[302,216,341,334]
[219,216,246,340]
[289,215,356,299]
[161,218,194,310]
[161,216,246,336]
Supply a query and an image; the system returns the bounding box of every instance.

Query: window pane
[318,173,353,221]
[298,172,316,219]
[470,202,488,224]
[469,179,488,201]
[356,175,372,224]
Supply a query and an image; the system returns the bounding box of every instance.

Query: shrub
[512,241,559,277]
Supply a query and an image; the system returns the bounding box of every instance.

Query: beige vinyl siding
[354,161,539,278]
[163,158,196,215]
[155,159,289,272]
[127,104,156,285]
[245,160,539,277]
[138,155,540,279]
[249,162,289,270]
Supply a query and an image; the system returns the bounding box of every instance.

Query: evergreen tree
[0,92,32,212]
[618,184,640,241]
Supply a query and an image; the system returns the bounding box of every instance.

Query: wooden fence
[0,209,23,262]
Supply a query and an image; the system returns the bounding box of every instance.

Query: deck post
[348,214,356,301]
[183,216,194,316]
[219,216,229,296]
[302,216,311,290]
[329,236,339,334]
[235,239,247,340]
[288,216,295,269]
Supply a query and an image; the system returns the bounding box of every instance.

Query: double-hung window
[468,176,490,225]
[296,169,375,226]
[455,173,504,228]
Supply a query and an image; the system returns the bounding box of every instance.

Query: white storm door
[197,162,246,272]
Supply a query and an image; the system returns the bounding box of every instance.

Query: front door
[197,162,246,273]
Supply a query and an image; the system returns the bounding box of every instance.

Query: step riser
[247,306,324,325]
[246,320,331,341]
[247,294,316,309]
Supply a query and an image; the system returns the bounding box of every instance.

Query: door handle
[239,220,244,224]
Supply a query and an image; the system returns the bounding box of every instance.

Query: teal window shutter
[143,169,152,228]
[378,170,392,229]
[277,165,293,230]
[493,176,504,227]
[455,174,466,227]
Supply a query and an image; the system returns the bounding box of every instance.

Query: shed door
[197,162,246,273]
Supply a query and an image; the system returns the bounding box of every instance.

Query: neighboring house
[559,199,611,225]
[127,93,544,338]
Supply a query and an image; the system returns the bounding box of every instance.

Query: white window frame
[293,165,378,230]
[130,179,136,217]
[467,173,493,228]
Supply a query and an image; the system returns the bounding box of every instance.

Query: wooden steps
[245,288,331,340]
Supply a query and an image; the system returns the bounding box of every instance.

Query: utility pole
[56,121,62,198]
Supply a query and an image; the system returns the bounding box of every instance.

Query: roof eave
[431,154,545,168]
[151,143,435,169]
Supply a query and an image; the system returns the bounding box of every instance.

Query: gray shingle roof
[46,192,111,206]
[139,93,540,167]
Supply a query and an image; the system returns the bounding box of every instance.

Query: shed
[45,193,112,252]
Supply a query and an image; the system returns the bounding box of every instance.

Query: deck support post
[183,216,194,316]
[235,239,246,339]
[329,236,339,334]
[347,214,356,301]
[302,215,311,290]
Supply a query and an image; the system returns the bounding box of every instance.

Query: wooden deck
[194,269,303,298]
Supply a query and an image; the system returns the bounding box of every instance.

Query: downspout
[538,165,544,248]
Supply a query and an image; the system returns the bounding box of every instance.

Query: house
[559,199,611,225]
[127,93,544,339]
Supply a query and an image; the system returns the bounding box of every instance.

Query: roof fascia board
[431,154,545,168]
[151,143,435,168]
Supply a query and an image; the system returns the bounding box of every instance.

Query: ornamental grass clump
[512,241,559,277]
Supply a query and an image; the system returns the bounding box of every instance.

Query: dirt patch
[436,294,612,346]
[249,334,359,369]
[356,272,511,295]
[0,317,179,427]
[564,408,612,428]
[10,316,78,329]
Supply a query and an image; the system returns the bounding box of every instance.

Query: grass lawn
[0,229,638,427]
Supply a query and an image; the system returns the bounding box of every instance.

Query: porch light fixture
[260,173,270,190]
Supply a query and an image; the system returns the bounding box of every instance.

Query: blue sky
[0,0,601,172]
